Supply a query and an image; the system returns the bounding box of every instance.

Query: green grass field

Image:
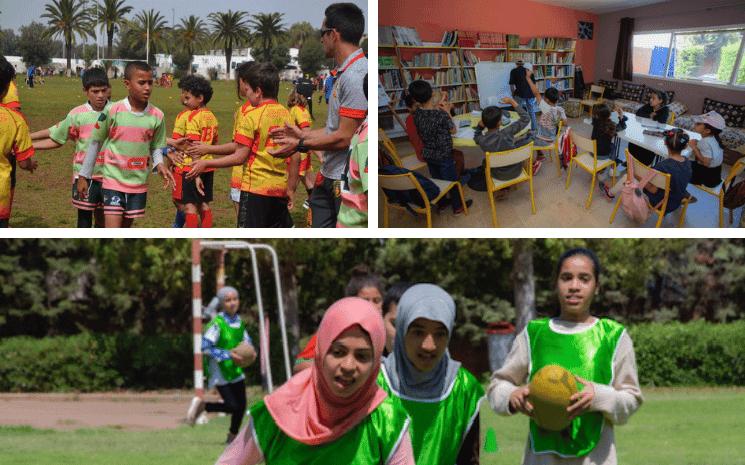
[2,387,743,464]
[11,75,328,228]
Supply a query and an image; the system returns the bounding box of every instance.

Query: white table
[452,111,531,147]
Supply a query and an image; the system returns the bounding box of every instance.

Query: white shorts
[230,187,241,203]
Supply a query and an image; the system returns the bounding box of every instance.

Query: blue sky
[0,0,368,38]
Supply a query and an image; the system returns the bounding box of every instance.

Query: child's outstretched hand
[526,68,533,77]
[187,160,208,179]
[500,96,518,107]
[77,176,89,201]
[156,163,175,190]
[166,149,185,166]
[185,141,208,158]
[170,137,190,152]
[19,158,38,173]
[616,107,624,118]
[195,176,205,196]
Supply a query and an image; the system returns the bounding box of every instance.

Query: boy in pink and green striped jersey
[30,68,111,228]
[77,61,174,228]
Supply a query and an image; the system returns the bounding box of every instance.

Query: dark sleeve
[656,107,670,124]
[442,110,454,130]
[455,412,481,465]
[473,125,485,144]
[636,105,651,117]
[509,69,516,85]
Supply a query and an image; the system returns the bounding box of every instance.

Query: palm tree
[288,22,315,49]
[126,9,169,66]
[208,10,250,79]
[41,0,91,74]
[91,0,133,74]
[174,15,208,74]
[248,12,287,63]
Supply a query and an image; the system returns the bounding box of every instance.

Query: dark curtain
[613,17,634,81]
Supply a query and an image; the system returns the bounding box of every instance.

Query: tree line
[0,0,344,78]
[2,238,744,352]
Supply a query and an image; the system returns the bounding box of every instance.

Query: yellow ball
[528,365,579,431]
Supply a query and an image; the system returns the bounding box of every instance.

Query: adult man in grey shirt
[269,3,367,228]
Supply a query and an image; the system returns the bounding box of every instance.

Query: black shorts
[172,169,214,204]
[102,188,147,218]
[237,191,293,228]
[72,178,104,211]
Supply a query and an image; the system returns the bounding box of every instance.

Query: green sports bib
[250,397,410,464]
[377,366,485,465]
[526,318,626,457]
[203,314,246,383]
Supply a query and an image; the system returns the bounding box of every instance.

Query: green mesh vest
[377,366,485,465]
[250,397,410,464]
[203,314,246,383]
[526,318,626,458]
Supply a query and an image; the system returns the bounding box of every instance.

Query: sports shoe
[186,397,206,427]
[532,160,542,176]
[302,198,310,209]
[535,152,546,162]
[599,182,615,200]
[453,199,473,217]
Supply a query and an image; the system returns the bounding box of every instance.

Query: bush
[0,325,295,392]
[628,321,745,386]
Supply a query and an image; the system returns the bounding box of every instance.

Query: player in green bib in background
[215,297,415,465]
[379,284,486,465]
[488,248,644,464]
[187,286,256,445]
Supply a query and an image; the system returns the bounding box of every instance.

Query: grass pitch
[11,75,329,228]
[2,387,744,464]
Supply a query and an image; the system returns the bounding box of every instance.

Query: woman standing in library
[487,248,643,464]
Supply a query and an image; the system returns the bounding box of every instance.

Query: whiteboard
[474,62,533,109]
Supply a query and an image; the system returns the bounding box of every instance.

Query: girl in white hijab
[379,284,486,464]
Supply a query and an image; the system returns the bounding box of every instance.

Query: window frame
[632,23,745,90]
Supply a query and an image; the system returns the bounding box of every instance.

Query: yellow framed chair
[609,154,689,228]
[379,172,468,228]
[690,156,745,227]
[532,120,563,177]
[565,130,616,210]
[667,111,676,125]
[580,85,604,116]
[378,128,427,172]
[485,142,536,227]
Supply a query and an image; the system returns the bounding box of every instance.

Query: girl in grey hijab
[379,284,486,464]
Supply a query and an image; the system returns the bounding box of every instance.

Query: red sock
[199,209,213,228]
[185,213,199,228]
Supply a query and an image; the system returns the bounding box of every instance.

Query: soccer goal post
[191,239,292,398]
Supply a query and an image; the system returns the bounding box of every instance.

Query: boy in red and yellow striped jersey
[189,62,300,228]
[166,75,218,228]
[0,57,37,227]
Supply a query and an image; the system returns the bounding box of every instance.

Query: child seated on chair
[628,90,670,166]
[403,94,423,161]
[409,80,472,216]
[473,97,533,200]
[594,103,628,186]
[600,129,692,214]
[689,111,725,191]
[525,69,569,163]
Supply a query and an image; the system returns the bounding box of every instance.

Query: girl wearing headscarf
[187,286,257,445]
[379,284,486,464]
[488,248,643,464]
[215,297,415,465]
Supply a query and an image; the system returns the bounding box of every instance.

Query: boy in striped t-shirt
[0,56,37,227]
[166,74,217,228]
[188,62,300,228]
[30,68,111,228]
[77,61,174,228]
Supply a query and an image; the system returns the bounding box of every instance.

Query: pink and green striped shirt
[49,101,111,183]
[89,98,167,193]
[337,119,368,228]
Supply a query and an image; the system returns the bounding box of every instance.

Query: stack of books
[458,30,478,48]
[478,32,507,48]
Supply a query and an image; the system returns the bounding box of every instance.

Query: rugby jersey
[234,101,292,197]
[49,101,111,183]
[1,81,20,110]
[288,105,312,175]
[231,102,253,190]
[171,108,218,171]
[0,106,34,218]
[337,120,368,228]
[89,98,167,193]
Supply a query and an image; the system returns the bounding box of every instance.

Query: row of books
[440,30,459,47]
[466,101,481,112]
[545,52,574,64]
[380,26,423,46]
[507,34,520,48]
[525,37,577,50]
[378,55,399,68]
[462,51,480,67]
[477,32,507,48]
[433,69,463,86]
[442,86,465,102]
[461,68,476,83]
[545,65,574,78]
[379,69,405,89]
[510,52,544,64]
[386,90,406,109]
[409,52,460,68]
[464,85,478,101]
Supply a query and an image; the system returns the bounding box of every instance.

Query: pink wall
[379,0,599,82]
[594,0,745,113]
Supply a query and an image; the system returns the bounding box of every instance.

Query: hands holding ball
[230,342,257,368]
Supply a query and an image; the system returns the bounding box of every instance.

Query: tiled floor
[379,115,744,229]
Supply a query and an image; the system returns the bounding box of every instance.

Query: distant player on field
[77,61,174,228]
[30,68,112,228]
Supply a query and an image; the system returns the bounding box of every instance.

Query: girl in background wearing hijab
[294,264,387,373]
[379,284,486,465]
[187,286,257,445]
[216,297,415,465]
[487,248,643,464]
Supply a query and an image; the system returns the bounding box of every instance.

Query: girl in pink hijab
[215,297,415,465]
